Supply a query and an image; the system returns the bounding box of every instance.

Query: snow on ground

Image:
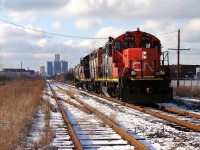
[59,100,135,149]
[73,93,200,150]
[159,96,200,115]
[20,106,45,148]
[55,82,200,149]
[22,82,200,150]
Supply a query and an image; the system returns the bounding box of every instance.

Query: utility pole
[168,29,190,92]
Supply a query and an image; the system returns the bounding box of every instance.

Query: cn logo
[132,61,154,72]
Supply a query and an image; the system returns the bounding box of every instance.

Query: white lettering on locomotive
[132,61,154,72]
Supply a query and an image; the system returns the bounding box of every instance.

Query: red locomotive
[74,28,173,104]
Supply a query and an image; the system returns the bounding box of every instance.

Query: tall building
[54,61,61,75]
[47,54,68,76]
[40,65,45,76]
[55,54,60,62]
[61,60,68,73]
[47,61,53,77]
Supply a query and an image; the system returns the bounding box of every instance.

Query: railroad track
[152,104,200,125]
[55,81,200,132]
[45,84,80,149]
[47,82,150,149]
[53,81,200,149]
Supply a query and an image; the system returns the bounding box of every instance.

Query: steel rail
[53,82,200,132]
[62,90,149,150]
[76,98,149,150]
[45,91,91,114]
[55,82,200,132]
[157,104,200,119]
[48,83,83,150]
[58,96,92,114]
[90,94,200,132]
[45,87,92,114]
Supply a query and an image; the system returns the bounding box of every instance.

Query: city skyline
[47,54,68,77]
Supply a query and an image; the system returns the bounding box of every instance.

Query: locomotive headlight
[160,70,165,75]
[131,70,136,76]
[142,51,147,59]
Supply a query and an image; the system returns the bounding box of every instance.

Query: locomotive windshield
[124,41,135,49]
[140,34,151,48]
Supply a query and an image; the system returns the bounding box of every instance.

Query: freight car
[74,28,173,104]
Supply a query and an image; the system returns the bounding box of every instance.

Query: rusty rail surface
[58,97,92,114]
[62,90,149,150]
[48,83,83,150]
[45,91,91,114]
[54,83,200,132]
[89,93,200,132]
[157,104,200,119]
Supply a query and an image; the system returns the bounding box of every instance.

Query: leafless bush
[67,89,79,95]
[109,113,118,124]
[175,86,200,98]
[0,78,46,150]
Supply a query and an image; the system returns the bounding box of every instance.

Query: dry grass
[109,113,118,124]
[66,89,79,96]
[174,86,200,99]
[0,78,46,150]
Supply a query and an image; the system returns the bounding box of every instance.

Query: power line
[155,31,178,36]
[190,48,200,50]
[168,29,190,90]
[0,18,107,39]
[0,18,180,40]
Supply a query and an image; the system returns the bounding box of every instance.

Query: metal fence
[171,80,200,87]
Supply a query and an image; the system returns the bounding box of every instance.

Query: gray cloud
[57,0,200,20]
[2,0,70,11]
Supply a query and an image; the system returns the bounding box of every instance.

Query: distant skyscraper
[40,65,45,76]
[61,60,68,73]
[47,54,68,76]
[47,61,53,77]
[54,61,61,75]
[55,54,60,62]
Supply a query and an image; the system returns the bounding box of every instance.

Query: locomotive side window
[80,58,84,66]
[153,41,161,52]
[114,40,122,52]
[140,41,151,48]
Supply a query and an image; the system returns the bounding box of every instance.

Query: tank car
[74,28,173,104]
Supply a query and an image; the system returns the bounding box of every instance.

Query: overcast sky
[0,0,200,71]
